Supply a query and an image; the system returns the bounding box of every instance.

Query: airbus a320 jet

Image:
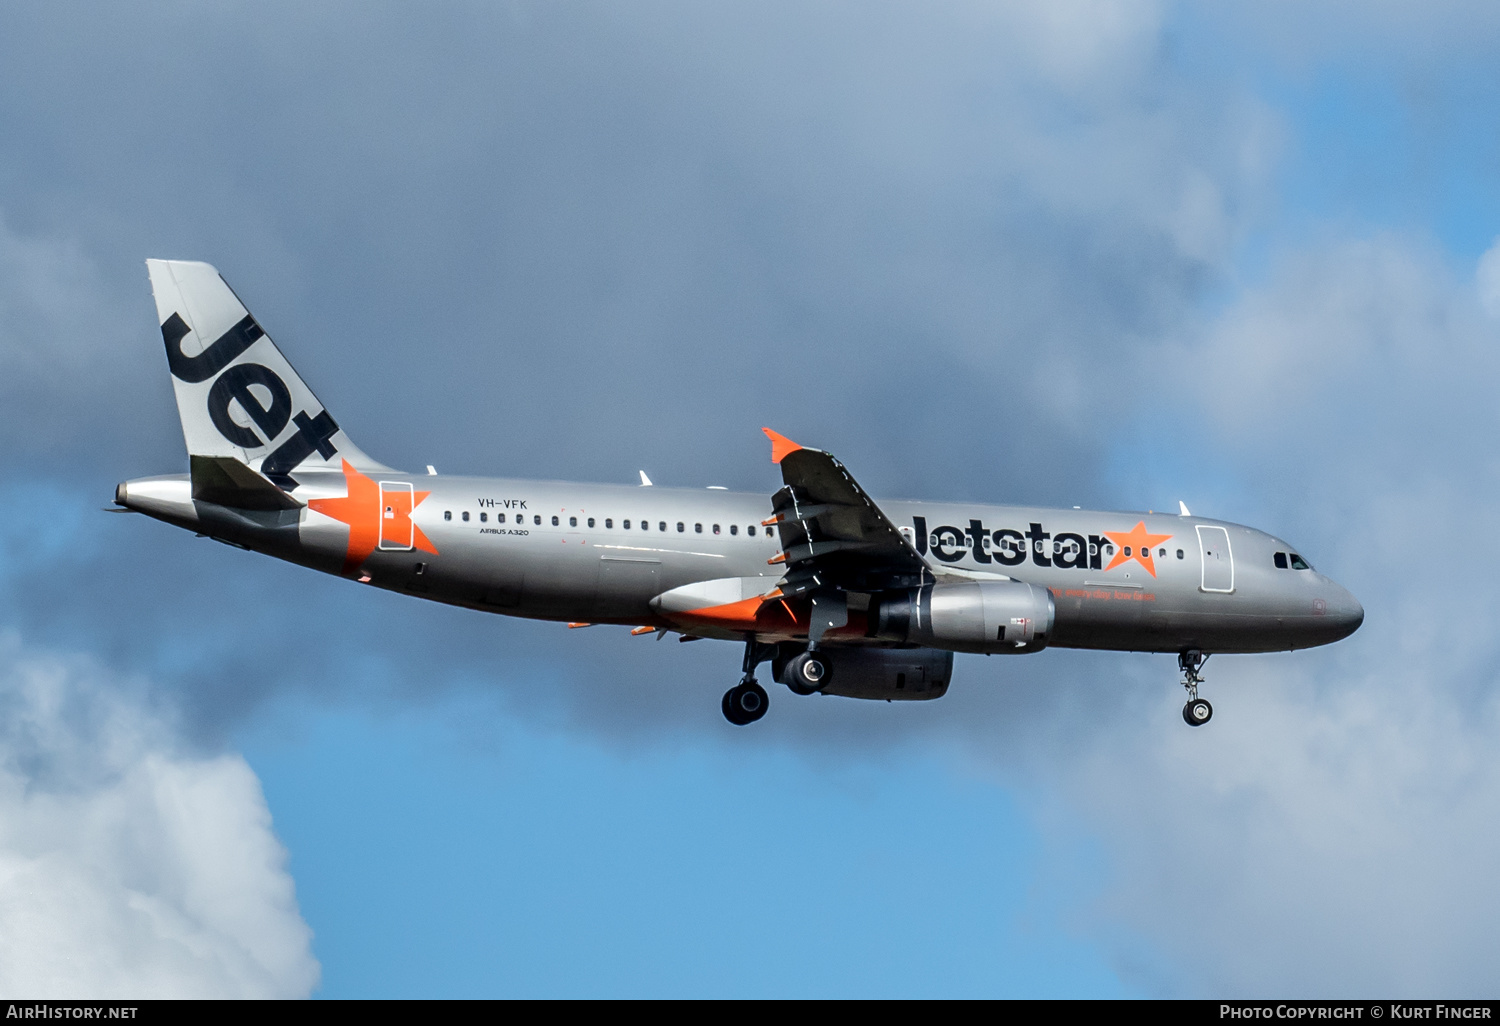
[115,261,1364,726]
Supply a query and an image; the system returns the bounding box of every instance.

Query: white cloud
[0,634,318,998]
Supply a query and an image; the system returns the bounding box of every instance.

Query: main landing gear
[723,680,769,726]
[1179,650,1212,726]
[782,650,831,696]
[723,639,777,726]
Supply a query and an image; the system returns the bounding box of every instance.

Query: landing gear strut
[723,638,776,726]
[1179,650,1212,726]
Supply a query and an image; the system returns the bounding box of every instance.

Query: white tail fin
[146,259,387,488]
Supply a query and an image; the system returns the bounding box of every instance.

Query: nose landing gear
[1179,650,1212,726]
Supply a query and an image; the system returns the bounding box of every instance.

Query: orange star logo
[307,459,438,575]
[1102,521,1173,578]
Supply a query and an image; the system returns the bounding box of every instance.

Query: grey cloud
[2,0,1497,997]
[0,2,1269,497]
[0,0,1279,732]
[1003,236,1500,995]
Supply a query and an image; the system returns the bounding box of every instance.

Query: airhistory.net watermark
[5,1007,137,1019]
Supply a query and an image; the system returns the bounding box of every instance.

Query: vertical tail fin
[145,259,388,489]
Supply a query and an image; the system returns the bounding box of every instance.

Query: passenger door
[378,481,414,551]
[1196,525,1234,593]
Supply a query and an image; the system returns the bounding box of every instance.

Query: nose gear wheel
[1178,650,1212,727]
[1183,697,1213,726]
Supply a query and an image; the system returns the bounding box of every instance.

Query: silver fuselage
[119,469,1364,655]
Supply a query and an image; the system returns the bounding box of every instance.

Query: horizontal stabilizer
[190,455,303,511]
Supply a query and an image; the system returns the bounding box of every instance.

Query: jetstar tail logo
[307,460,438,575]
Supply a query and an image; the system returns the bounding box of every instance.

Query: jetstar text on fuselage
[910,516,1175,577]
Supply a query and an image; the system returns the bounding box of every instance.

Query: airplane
[115,260,1364,727]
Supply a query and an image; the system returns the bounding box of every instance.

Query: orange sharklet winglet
[567,622,593,629]
[762,427,803,464]
[761,515,781,527]
[630,625,657,635]
[767,552,787,565]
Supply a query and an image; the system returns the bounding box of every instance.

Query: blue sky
[4,1,1500,998]
[241,696,1122,998]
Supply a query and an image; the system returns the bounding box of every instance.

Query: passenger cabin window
[730,525,738,536]
[677,522,684,532]
[694,523,702,533]
[533,515,541,526]
[713,524,721,534]
[444,511,452,521]
[1105,544,1114,554]
[1158,548,1166,557]
[604,518,612,528]
[748,525,757,536]
[587,518,594,528]
[1289,554,1311,570]
[569,516,577,527]
[497,513,505,523]
[1274,552,1288,569]
[479,512,487,523]
[552,516,559,526]
[623,520,631,529]
[658,521,667,532]
[462,511,470,522]
[1176,549,1184,559]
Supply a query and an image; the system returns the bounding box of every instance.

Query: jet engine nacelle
[776,646,954,701]
[872,581,1054,653]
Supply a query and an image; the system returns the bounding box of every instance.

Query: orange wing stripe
[670,595,805,632]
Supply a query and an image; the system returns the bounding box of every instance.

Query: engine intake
[872,581,1054,653]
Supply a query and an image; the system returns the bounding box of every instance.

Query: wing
[761,428,932,599]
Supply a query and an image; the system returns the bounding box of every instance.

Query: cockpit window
[1289,554,1311,570]
[1274,552,1288,569]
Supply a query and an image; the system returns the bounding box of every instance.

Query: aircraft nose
[1324,581,1364,639]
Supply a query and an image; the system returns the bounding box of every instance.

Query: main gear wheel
[722,680,769,725]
